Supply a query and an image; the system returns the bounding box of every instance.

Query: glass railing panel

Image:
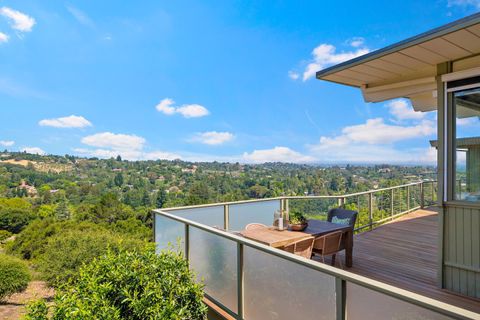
[289,198,337,220]
[189,227,238,313]
[244,246,336,320]
[165,205,224,227]
[229,200,280,231]
[346,282,454,320]
[154,213,184,252]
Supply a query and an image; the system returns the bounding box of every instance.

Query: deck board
[317,208,480,314]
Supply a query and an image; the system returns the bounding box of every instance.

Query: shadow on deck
[331,208,480,313]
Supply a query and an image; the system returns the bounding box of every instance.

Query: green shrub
[37,229,145,287]
[0,254,31,301]
[25,299,49,320]
[7,219,104,260]
[0,207,34,233]
[0,229,12,242]
[26,247,207,320]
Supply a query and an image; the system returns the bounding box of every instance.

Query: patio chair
[312,231,344,268]
[245,223,268,230]
[283,237,314,259]
[327,208,358,228]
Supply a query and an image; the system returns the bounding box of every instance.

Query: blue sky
[0,0,479,164]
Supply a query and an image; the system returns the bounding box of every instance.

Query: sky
[0,0,479,165]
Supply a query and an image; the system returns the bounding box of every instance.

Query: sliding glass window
[452,85,480,201]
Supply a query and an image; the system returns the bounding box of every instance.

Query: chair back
[320,231,343,256]
[327,208,358,229]
[245,223,268,231]
[283,237,314,259]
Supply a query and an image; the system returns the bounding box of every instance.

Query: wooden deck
[329,208,480,313]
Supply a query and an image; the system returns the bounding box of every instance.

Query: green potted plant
[288,210,308,231]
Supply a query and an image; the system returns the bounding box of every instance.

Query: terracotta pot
[288,222,308,231]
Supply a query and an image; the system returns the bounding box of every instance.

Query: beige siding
[443,203,480,298]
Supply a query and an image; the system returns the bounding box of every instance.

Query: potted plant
[288,211,308,231]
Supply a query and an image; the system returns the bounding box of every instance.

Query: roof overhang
[316,12,480,112]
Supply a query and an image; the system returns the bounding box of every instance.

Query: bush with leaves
[25,247,207,320]
[7,219,105,260]
[0,229,12,243]
[0,254,31,301]
[37,229,145,287]
[0,207,34,233]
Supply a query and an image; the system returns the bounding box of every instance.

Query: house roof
[316,13,480,112]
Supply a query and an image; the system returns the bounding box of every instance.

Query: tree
[55,199,71,220]
[116,155,122,162]
[114,173,124,187]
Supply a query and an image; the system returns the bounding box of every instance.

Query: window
[453,86,480,201]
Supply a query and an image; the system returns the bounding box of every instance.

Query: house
[154,13,480,320]
[316,12,480,301]
[19,180,37,196]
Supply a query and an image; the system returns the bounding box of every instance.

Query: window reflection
[454,87,480,201]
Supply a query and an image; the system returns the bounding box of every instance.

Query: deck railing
[153,180,478,320]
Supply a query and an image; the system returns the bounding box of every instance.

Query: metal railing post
[184,224,190,261]
[368,193,373,231]
[420,182,425,209]
[237,243,244,320]
[390,188,394,219]
[224,204,229,230]
[285,198,290,221]
[407,185,410,212]
[432,181,435,204]
[335,278,346,320]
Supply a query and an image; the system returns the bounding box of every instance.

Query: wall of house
[443,202,480,298]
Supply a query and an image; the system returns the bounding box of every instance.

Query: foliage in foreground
[0,254,31,301]
[25,247,207,320]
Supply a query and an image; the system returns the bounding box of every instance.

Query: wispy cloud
[0,32,8,43]
[348,37,365,48]
[66,4,95,28]
[288,71,299,80]
[21,147,46,155]
[0,140,14,147]
[448,0,480,9]
[0,7,35,32]
[156,98,210,118]
[39,115,92,128]
[190,131,234,145]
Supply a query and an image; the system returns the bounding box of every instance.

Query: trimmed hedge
[0,254,31,301]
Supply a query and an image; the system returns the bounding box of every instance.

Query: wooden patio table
[239,219,354,267]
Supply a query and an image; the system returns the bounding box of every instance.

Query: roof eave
[315,12,480,82]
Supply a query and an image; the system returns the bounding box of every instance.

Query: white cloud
[302,43,370,81]
[0,140,14,147]
[21,147,45,155]
[288,71,299,80]
[77,132,180,161]
[313,118,435,147]
[39,115,92,128]
[156,98,209,118]
[242,146,315,163]
[81,132,145,151]
[348,37,365,48]
[177,104,209,118]
[307,117,437,164]
[457,117,478,126]
[0,32,8,43]
[0,7,35,32]
[66,5,95,28]
[387,99,425,121]
[190,131,234,145]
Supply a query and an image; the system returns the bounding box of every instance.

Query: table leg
[345,230,353,268]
